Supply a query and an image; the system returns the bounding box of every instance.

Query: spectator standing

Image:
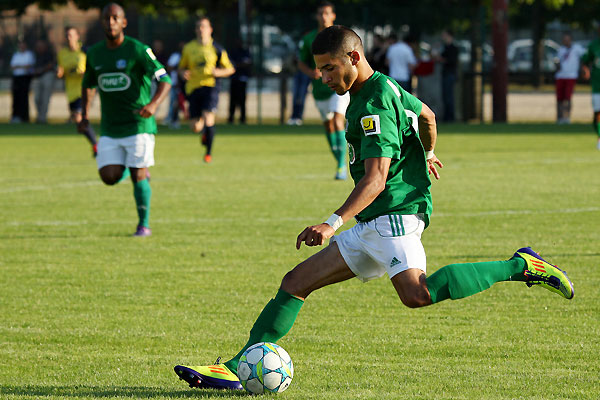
[367,34,389,75]
[386,33,417,93]
[10,41,35,123]
[287,36,312,126]
[439,29,458,122]
[32,39,56,123]
[555,33,585,124]
[581,27,600,149]
[228,38,252,124]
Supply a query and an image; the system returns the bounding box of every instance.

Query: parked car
[507,38,560,73]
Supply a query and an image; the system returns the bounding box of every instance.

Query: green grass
[1,122,599,399]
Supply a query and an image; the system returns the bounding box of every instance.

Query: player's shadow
[0,384,248,398]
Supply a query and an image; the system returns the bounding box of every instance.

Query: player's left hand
[137,103,158,118]
[427,155,443,180]
[296,223,335,249]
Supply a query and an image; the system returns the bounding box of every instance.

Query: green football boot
[514,247,574,299]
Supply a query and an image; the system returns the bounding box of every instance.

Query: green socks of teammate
[118,167,131,183]
[133,178,151,228]
[327,130,347,169]
[225,289,304,374]
[426,257,526,303]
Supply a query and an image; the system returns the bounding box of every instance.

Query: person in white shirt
[10,41,35,123]
[555,33,585,124]
[386,33,417,92]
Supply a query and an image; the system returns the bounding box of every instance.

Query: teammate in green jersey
[78,3,171,237]
[581,32,600,150]
[298,1,349,180]
[174,26,574,391]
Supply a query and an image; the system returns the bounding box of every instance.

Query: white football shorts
[331,214,427,282]
[314,92,350,122]
[96,133,155,170]
[592,94,600,112]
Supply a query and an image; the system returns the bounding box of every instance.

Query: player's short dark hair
[65,26,76,34]
[317,1,335,12]
[312,25,363,58]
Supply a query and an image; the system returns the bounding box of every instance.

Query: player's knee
[399,290,431,308]
[280,268,310,299]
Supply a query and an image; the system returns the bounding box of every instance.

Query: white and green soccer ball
[237,342,293,394]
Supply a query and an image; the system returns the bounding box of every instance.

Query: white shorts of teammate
[96,133,155,170]
[314,92,350,122]
[331,214,426,282]
[592,94,600,112]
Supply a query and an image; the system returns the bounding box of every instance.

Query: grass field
[1,122,599,399]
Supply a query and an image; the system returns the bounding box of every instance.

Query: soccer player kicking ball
[79,3,171,237]
[174,26,574,390]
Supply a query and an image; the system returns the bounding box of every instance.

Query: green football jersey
[82,36,171,138]
[345,71,432,226]
[299,29,335,101]
[581,39,600,93]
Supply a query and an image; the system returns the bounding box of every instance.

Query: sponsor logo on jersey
[98,72,131,92]
[116,59,127,69]
[360,115,381,135]
[348,143,356,164]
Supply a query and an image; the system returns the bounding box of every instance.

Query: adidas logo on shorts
[390,257,402,267]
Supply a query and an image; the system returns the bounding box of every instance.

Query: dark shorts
[69,98,82,113]
[556,79,576,102]
[188,86,219,118]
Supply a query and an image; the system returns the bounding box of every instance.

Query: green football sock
[224,289,304,374]
[133,178,151,228]
[426,257,526,303]
[334,130,347,169]
[118,167,131,183]
[325,130,335,155]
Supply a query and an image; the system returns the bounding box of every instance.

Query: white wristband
[425,150,435,160]
[324,213,343,231]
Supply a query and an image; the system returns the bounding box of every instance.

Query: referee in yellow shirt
[57,26,98,156]
[179,16,235,163]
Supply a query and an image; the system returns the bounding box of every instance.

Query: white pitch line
[4,207,599,227]
[0,181,99,194]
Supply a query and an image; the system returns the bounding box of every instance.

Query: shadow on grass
[0,384,248,398]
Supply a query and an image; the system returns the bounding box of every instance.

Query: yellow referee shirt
[179,39,234,95]
[58,46,86,102]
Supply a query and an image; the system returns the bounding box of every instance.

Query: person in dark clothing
[367,34,389,75]
[32,39,56,123]
[228,38,252,124]
[439,29,458,122]
[10,41,35,123]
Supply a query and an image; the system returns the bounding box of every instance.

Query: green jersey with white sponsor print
[82,36,171,138]
[581,39,600,93]
[345,71,432,226]
[299,29,335,101]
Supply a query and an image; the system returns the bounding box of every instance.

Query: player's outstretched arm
[296,157,390,249]
[418,102,443,179]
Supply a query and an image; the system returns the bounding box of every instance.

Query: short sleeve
[140,45,170,83]
[218,49,234,69]
[299,35,312,65]
[359,101,403,160]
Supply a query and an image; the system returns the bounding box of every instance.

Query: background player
[581,28,600,149]
[298,1,349,180]
[179,16,235,163]
[173,25,573,390]
[79,3,171,237]
[57,26,97,155]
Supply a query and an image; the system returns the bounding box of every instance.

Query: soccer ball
[237,342,293,394]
